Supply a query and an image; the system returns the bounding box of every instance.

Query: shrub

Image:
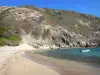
[7,34,21,41]
[0,38,6,46]
[0,26,8,37]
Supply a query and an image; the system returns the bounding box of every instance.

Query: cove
[39,47,100,65]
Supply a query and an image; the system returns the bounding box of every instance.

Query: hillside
[0,5,100,49]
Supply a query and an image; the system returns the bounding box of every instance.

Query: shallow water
[26,48,100,75]
[39,47,100,65]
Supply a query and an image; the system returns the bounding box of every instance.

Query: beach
[0,44,100,75]
[25,50,100,75]
[7,51,60,75]
[0,44,60,75]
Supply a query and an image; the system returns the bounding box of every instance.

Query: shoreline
[0,50,23,75]
[0,44,100,75]
[7,51,60,75]
[25,50,100,75]
[24,52,63,74]
[0,43,34,75]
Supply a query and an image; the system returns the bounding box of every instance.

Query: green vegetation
[7,34,21,41]
[0,26,21,46]
[0,37,6,46]
[0,27,7,33]
[0,5,100,46]
[43,8,100,36]
[18,5,40,12]
[0,26,8,37]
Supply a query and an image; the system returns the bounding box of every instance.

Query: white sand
[0,43,34,69]
[7,52,60,75]
[0,43,60,75]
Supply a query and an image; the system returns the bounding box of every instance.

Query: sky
[0,0,100,17]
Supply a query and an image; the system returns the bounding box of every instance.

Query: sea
[40,47,100,64]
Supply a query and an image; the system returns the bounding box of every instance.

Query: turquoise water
[58,48,100,57]
[40,47,100,64]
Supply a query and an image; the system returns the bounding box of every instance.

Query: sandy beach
[7,51,60,75]
[0,43,100,75]
[0,43,60,75]
[25,51,100,75]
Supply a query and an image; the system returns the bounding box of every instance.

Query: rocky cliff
[0,5,100,49]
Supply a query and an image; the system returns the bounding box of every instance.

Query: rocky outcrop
[0,6,100,49]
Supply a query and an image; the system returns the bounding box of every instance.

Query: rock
[0,6,100,49]
[5,41,19,46]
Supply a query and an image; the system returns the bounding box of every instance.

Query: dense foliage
[0,26,21,46]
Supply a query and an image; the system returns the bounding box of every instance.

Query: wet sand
[25,51,100,75]
[1,49,100,75]
[7,51,60,75]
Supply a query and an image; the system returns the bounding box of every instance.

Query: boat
[80,49,90,52]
